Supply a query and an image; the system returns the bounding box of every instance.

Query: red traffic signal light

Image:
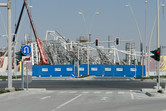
[150,48,160,61]
[95,39,98,46]
[116,38,119,45]
[156,50,159,54]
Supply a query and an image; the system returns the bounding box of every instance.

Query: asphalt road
[0,78,165,90]
[0,78,166,111]
[29,80,165,90]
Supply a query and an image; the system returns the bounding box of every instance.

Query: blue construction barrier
[78,64,88,76]
[32,65,74,77]
[104,65,114,77]
[89,64,104,77]
[32,64,145,77]
[114,65,125,77]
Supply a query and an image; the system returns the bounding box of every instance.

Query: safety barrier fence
[32,64,145,77]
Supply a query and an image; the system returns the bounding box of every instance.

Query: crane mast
[24,0,48,64]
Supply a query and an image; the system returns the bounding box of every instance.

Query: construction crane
[24,0,48,64]
[8,0,48,65]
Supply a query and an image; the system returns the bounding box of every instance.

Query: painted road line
[130,90,134,100]
[105,91,112,94]
[69,91,77,94]
[41,96,51,100]
[101,97,108,101]
[82,91,89,94]
[59,91,66,93]
[93,91,101,94]
[56,94,82,109]
[118,91,125,94]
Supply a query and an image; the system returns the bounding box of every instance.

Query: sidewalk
[0,88,51,99]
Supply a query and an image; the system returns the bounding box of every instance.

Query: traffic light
[131,60,135,65]
[150,48,160,61]
[116,38,119,45]
[15,51,22,65]
[95,39,98,46]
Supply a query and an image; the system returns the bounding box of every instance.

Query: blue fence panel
[32,65,146,77]
[78,64,88,76]
[32,65,40,77]
[59,65,74,77]
[104,65,114,77]
[89,64,104,77]
[136,65,146,77]
[32,65,51,77]
[124,65,137,77]
[114,65,124,77]
[41,65,50,77]
[53,65,64,77]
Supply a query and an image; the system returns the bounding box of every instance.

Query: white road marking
[101,97,108,101]
[118,91,124,94]
[82,91,89,94]
[69,91,77,94]
[41,96,51,100]
[105,91,112,94]
[59,91,66,93]
[162,109,166,111]
[94,91,101,94]
[56,94,82,109]
[130,90,134,100]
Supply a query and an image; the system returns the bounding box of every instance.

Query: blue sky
[0,0,166,51]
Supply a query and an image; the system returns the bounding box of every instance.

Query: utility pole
[7,0,13,90]
[87,42,90,75]
[108,36,111,53]
[77,46,80,77]
[145,0,147,76]
[0,0,14,90]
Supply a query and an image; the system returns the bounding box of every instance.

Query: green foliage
[0,75,22,79]
[135,76,166,79]
[0,89,23,94]
[0,76,8,79]
[0,90,10,94]
[15,89,24,91]
[76,75,92,78]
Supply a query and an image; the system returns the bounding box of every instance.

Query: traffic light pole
[157,0,161,92]
[21,61,24,89]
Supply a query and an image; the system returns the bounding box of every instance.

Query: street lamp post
[78,11,99,75]
[125,3,144,78]
[77,46,80,77]
[78,11,99,42]
[145,0,148,77]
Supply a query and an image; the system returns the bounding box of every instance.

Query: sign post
[21,45,31,89]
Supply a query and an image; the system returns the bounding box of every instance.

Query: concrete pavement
[0,89,166,111]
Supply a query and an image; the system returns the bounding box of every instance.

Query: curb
[145,92,154,97]
[142,88,166,97]
[0,79,21,81]
[0,88,48,99]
